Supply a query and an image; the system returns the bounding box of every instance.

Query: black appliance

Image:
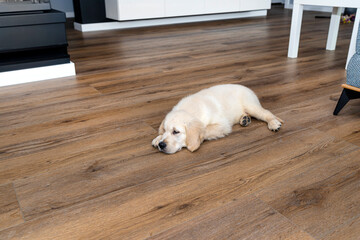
[0,0,70,72]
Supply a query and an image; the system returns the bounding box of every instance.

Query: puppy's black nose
[159,141,166,150]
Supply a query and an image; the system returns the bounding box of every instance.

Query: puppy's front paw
[268,119,282,132]
[152,135,162,148]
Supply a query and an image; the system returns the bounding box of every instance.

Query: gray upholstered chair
[333,22,360,115]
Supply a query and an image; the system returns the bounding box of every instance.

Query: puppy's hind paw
[268,119,282,132]
[240,114,251,127]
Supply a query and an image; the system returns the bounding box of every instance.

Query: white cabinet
[165,0,205,17]
[106,0,165,21]
[240,0,271,11]
[205,0,239,14]
[105,0,271,21]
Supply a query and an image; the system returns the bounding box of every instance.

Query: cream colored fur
[152,84,283,154]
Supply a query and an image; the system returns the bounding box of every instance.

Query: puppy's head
[156,110,204,154]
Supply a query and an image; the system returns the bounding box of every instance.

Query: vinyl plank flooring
[2,128,352,239]
[0,85,100,114]
[12,123,320,220]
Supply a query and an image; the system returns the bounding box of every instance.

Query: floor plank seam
[320,213,360,240]
[12,182,26,223]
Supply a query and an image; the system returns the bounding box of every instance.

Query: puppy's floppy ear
[185,119,204,152]
[159,120,165,134]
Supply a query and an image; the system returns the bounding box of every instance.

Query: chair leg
[333,89,350,115]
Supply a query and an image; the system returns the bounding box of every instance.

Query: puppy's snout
[159,141,167,150]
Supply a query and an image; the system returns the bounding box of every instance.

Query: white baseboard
[0,62,76,87]
[74,10,267,32]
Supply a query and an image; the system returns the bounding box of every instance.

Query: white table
[288,0,360,68]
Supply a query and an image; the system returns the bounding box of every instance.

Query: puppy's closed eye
[172,130,180,135]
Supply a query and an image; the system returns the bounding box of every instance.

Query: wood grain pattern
[1,128,329,239]
[255,149,360,239]
[149,194,314,240]
[0,122,155,185]
[0,5,359,239]
[13,127,331,220]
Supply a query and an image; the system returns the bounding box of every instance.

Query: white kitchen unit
[76,0,270,32]
[165,0,206,17]
[105,0,165,21]
[240,0,271,11]
[205,0,239,14]
[106,0,270,20]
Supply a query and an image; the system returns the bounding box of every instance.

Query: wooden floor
[1,5,360,240]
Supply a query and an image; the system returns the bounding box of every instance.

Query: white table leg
[346,8,360,69]
[288,2,304,58]
[326,7,342,51]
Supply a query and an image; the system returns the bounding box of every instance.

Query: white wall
[50,0,74,18]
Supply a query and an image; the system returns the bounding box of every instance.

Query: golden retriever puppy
[152,84,283,154]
